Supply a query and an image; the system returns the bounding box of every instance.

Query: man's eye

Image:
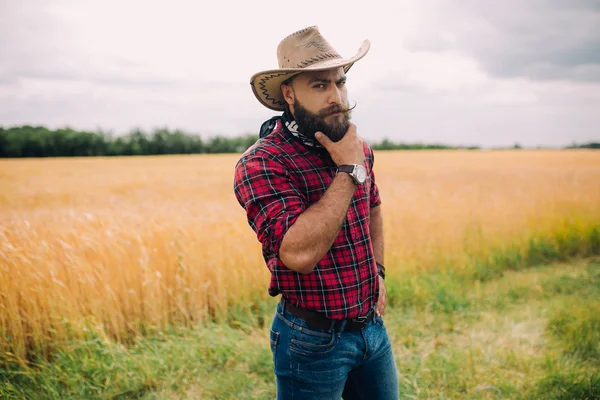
[313,84,325,89]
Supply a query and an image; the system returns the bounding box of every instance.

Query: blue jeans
[270,301,399,399]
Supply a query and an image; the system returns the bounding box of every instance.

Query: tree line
[566,142,600,149]
[371,138,480,151]
[0,126,257,157]
[2,125,596,158]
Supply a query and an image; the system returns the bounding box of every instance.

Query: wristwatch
[376,262,386,280]
[338,164,367,185]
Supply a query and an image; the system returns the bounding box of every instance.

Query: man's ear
[281,83,295,106]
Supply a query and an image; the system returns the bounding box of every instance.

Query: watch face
[355,165,367,184]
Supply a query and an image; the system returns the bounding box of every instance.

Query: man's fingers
[346,123,357,137]
[376,296,385,317]
[314,132,332,148]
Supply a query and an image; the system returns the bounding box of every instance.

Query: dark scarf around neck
[259,112,324,149]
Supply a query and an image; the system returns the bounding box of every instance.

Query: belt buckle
[353,308,373,325]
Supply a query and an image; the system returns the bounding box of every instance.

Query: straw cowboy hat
[250,26,370,111]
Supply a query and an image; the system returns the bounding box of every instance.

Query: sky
[1,0,599,148]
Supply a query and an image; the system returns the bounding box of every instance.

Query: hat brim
[250,39,371,111]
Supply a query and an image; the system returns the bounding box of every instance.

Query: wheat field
[1,150,599,361]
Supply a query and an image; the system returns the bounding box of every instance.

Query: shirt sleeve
[366,144,382,208]
[234,155,307,257]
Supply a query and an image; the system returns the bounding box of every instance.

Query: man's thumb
[314,132,330,146]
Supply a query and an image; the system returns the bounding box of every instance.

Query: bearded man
[234,26,399,399]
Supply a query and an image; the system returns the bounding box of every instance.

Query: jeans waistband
[279,297,374,332]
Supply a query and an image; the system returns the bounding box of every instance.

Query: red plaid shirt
[234,118,382,319]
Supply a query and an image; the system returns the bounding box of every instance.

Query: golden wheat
[1,150,599,360]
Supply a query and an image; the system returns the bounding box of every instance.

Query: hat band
[295,51,341,68]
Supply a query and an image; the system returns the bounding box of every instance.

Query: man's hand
[315,124,365,167]
[376,276,386,317]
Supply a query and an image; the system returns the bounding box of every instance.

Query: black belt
[280,297,374,332]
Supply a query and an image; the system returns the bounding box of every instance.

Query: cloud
[0,62,185,87]
[403,0,600,82]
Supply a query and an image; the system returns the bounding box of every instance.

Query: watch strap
[337,164,358,185]
[337,165,355,174]
[376,262,385,280]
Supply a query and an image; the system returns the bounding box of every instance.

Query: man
[234,26,399,399]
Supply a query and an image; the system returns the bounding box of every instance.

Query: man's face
[281,67,351,142]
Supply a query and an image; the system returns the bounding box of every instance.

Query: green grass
[547,301,600,364]
[531,371,600,400]
[0,324,275,399]
[466,223,600,282]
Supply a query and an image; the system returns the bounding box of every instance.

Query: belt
[280,297,375,332]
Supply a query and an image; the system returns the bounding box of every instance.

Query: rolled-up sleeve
[365,144,382,208]
[369,169,382,208]
[234,156,307,257]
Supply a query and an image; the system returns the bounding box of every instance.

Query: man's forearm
[370,205,384,265]
[279,172,356,274]
[371,205,387,316]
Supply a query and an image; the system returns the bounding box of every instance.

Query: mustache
[318,103,351,117]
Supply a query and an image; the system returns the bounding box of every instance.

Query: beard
[293,99,352,142]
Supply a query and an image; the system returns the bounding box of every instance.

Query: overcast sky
[1,0,599,147]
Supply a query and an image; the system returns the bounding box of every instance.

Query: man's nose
[328,85,343,104]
